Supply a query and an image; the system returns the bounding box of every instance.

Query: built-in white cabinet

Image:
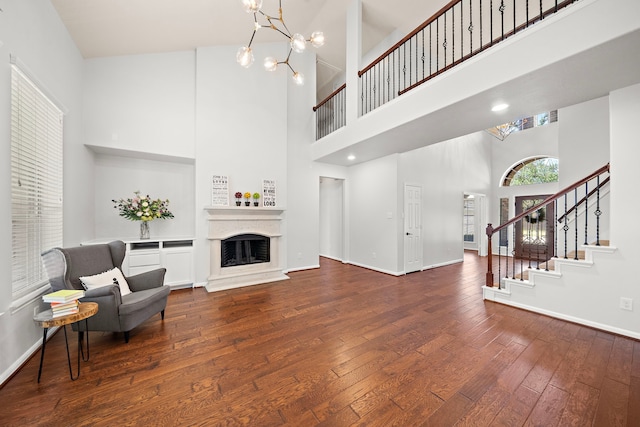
[123,239,194,289]
[83,238,194,289]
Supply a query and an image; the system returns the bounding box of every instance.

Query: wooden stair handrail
[557,176,610,223]
[487,163,610,237]
[313,83,346,112]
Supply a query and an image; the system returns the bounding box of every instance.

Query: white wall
[83,51,196,159]
[347,154,401,274]
[195,43,290,284]
[558,96,610,187]
[400,132,493,269]
[556,97,611,248]
[82,52,198,249]
[491,122,559,189]
[285,48,328,272]
[609,84,640,273]
[574,82,640,335]
[0,0,86,384]
[92,155,195,240]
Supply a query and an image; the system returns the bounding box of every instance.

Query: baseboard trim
[484,294,640,340]
[285,265,320,273]
[422,258,464,271]
[0,327,58,387]
[346,261,403,277]
[319,254,343,262]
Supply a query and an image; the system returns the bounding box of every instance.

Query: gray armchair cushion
[41,240,169,342]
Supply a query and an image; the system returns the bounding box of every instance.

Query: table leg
[62,325,80,381]
[79,319,90,362]
[37,327,48,383]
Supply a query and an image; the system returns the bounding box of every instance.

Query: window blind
[10,64,63,299]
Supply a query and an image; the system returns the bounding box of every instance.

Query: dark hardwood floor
[1,252,638,426]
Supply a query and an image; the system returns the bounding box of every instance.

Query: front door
[514,195,554,261]
[404,184,423,273]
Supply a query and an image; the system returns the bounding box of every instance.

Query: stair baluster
[512,223,517,279]
[584,181,589,245]
[574,188,579,260]
[563,194,569,259]
[596,175,601,246]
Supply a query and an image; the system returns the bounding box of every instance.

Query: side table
[33,302,99,383]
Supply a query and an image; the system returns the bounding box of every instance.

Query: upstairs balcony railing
[313,84,346,140]
[312,0,580,140]
[359,0,580,115]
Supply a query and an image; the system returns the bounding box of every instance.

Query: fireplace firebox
[221,234,270,267]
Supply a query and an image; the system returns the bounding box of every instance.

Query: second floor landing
[311,0,640,166]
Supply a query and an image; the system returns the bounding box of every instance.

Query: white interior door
[404,184,423,273]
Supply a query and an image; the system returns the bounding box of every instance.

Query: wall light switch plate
[620,297,633,311]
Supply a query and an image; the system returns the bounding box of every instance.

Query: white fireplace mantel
[204,206,288,292]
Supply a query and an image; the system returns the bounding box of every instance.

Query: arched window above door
[502,157,559,186]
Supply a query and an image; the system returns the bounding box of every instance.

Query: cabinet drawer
[128,252,160,267]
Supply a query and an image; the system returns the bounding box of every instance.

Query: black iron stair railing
[485,163,610,288]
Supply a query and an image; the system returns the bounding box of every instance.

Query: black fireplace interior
[221,234,270,267]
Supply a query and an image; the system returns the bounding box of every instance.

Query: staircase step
[498,241,611,284]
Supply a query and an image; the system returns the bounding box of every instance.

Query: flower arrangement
[112,191,174,222]
[252,192,260,206]
[235,192,243,206]
[244,192,251,206]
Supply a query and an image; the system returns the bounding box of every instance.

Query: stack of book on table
[42,289,85,318]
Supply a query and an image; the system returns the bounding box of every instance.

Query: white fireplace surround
[204,207,289,292]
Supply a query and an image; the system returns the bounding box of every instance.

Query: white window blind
[10,64,63,299]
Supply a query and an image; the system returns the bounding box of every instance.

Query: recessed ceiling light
[492,103,509,112]
[347,155,355,161]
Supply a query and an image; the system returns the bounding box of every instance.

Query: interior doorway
[463,193,488,256]
[463,195,477,250]
[319,177,344,261]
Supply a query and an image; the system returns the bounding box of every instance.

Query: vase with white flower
[112,191,174,239]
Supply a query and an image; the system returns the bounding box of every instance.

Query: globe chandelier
[237,0,325,86]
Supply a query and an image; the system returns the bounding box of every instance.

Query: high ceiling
[50,0,448,98]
